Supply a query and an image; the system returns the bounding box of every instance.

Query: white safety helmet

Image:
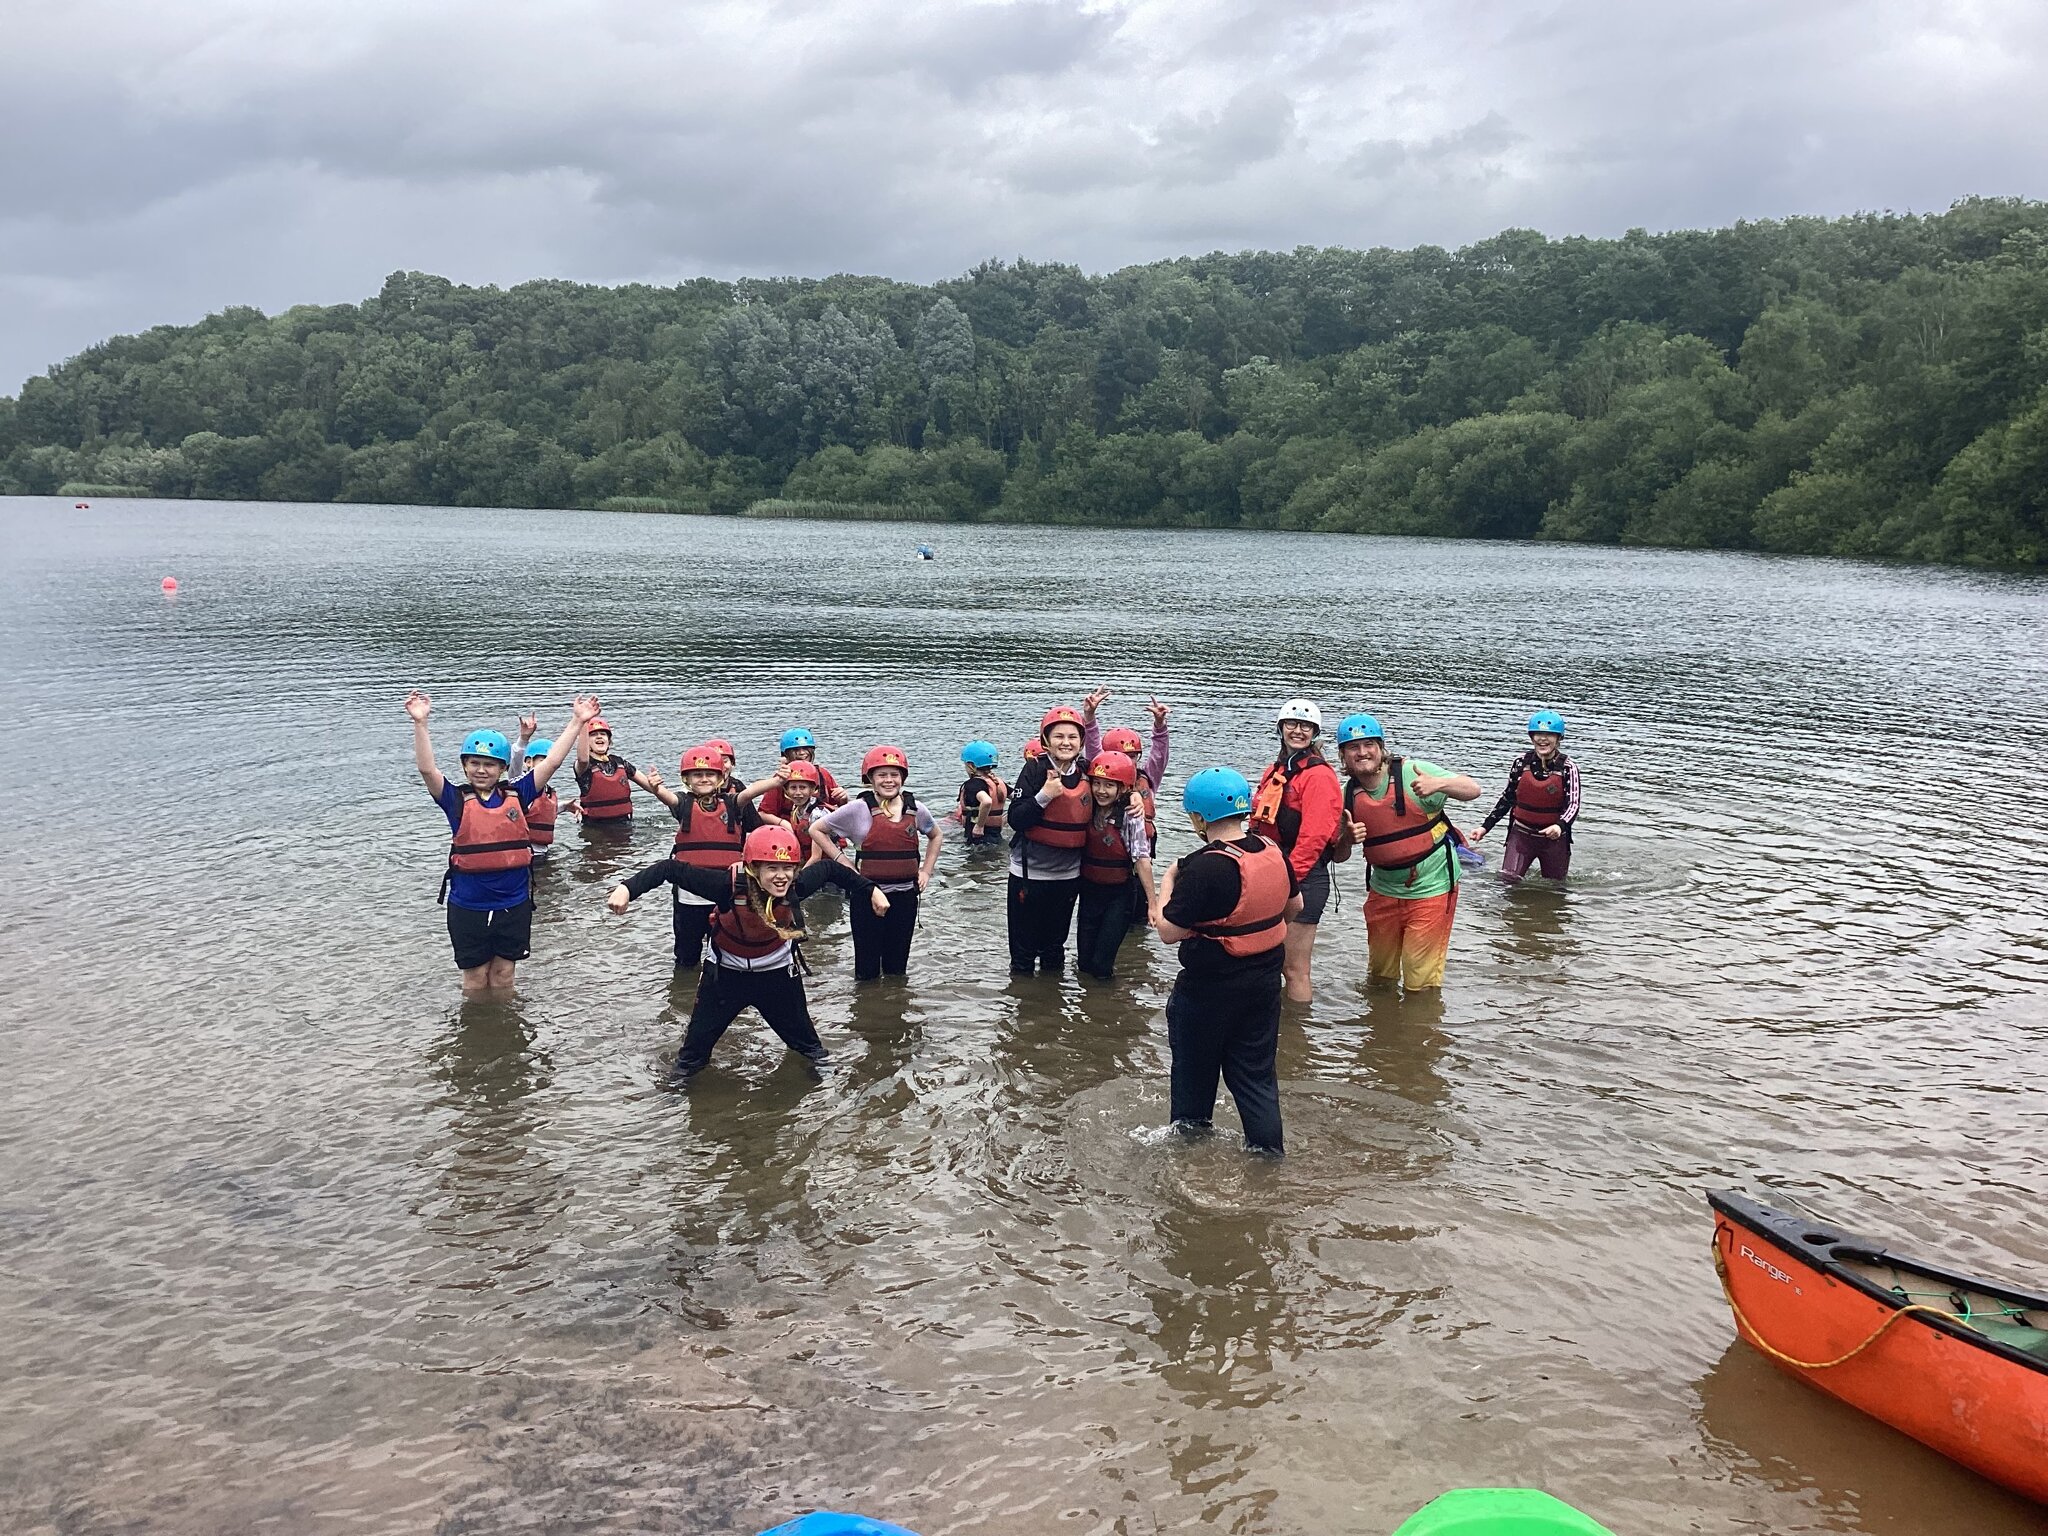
[1277,698,1323,731]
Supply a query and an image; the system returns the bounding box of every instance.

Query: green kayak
[1391,1489,1614,1535]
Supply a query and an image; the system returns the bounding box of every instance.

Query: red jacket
[1250,751,1344,882]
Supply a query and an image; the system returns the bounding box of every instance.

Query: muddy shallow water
[2,498,2044,1535]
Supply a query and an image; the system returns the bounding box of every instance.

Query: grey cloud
[823,0,1118,97]
[1155,86,1298,182]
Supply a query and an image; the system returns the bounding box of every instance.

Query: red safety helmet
[742,825,803,865]
[1022,740,1045,760]
[679,743,725,774]
[706,737,737,764]
[587,717,613,736]
[1039,706,1085,743]
[1101,726,1143,757]
[861,744,909,781]
[781,759,823,786]
[1088,754,1138,789]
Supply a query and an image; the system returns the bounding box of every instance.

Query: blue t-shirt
[436,772,538,910]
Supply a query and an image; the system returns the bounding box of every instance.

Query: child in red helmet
[573,715,666,827]
[657,742,772,969]
[740,758,836,863]
[809,744,943,980]
[608,825,888,1084]
[1005,705,1093,975]
[1075,753,1157,980]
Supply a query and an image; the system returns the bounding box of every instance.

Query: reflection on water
[1692,1341,2045,1534]
[2,498,2045,1535]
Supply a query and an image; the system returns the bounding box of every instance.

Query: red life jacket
[581,758,633,820]
[1188,839,1290,957]
[1135,780,1157,848]
[526,786,558,849]
[448,789,532,874]
[1023,767,1092,849]
[706,867,805,969]
[1347,759,1452,878]
[1081,807,1135,885]
[1510,757,1569,830]
[671,793,744,868]
[1251,750,1335,855]
[960,773,1008,831]
[855,791,922,884]
[785,802,834,857]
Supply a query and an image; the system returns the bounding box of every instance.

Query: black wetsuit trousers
[850,889,919,980]
[1166,968,1284,1153]
[1075,877,1139,979]
[672,899,714,969]
[1007,876,1080,974]
[670,965,826,1081]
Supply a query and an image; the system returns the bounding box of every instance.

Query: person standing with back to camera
[1152,767,1300,1156]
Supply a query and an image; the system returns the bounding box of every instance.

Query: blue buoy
[758,1516,922,1536]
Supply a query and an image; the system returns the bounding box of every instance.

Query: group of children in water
[405,687,1581,1154]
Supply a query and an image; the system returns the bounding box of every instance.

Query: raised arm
[1144,698,1170,786]
[405,690,446,798]
[529,697,600,788]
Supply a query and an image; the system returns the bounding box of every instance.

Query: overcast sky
[4,0,2045,393]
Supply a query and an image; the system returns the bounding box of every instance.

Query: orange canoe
[1709,1190,2048,1504]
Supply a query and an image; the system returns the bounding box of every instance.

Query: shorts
[1293,861,1331,925]
[447,900,534,970]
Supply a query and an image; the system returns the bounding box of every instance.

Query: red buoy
[76,501,90,509]
[161,576,179,594]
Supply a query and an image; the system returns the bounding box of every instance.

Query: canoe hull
[1709,1192,2048,1504]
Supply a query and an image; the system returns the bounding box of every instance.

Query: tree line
[3,197,2044,565]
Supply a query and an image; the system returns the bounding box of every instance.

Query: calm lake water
[2,497,2044,1536]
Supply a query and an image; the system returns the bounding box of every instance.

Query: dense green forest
[4,198,2045,564]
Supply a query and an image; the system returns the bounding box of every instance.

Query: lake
[1,497,2043,1535]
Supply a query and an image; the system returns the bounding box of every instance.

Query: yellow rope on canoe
[1712,1231,1962,1371]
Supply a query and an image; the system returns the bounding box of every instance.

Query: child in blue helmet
[1151,767,1301,1155]
[406,689,598,995]
[1470,709,1580,883]
[507,713,562,860]
[955,740,1007,845]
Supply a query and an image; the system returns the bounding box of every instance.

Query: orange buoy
[161,577,179,594]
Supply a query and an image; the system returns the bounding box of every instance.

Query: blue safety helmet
[779,727,818,753]
[459,729,512,765]
[525,739,552,762]
[1526,709,1567,738]
[1335,713,1386,745]
[1182,766,1253,822]
[960,740,999,769]
[757,1516,923,1536]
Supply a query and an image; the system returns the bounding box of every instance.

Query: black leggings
[849,888,919,980]
[672,900,713,968]
[1075,877,1140,979]
[1007,876,1080,974]
[671,965,825,1082]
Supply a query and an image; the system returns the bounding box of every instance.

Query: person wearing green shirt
[1329,714,1481,991]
